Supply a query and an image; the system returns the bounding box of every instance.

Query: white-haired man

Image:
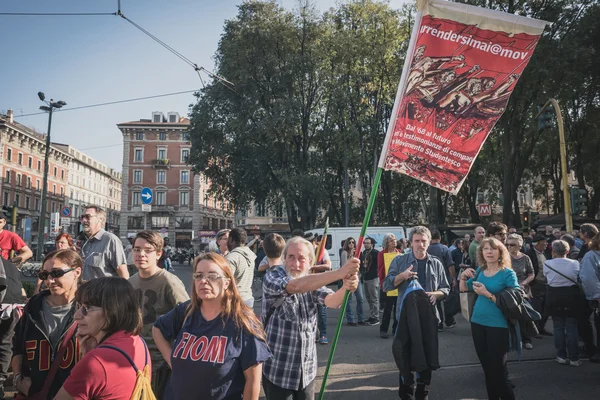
[262,236,359,399]
[384,226,449,400]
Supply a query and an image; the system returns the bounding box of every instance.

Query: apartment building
[0,109,71,246]
[52,143,122,236]
[118,112,233,248]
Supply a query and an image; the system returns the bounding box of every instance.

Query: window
[36,179,40,190]
[18,153,23,165]
[169,114,177,123]
[25,196,30,209]
[133,170,142,184]
[6,149,12,161]
[156,191,166,205]
[151,216,169,229]
[182,132,190,141]
[60,187,64,196]
[61,170,65,180]
[3,192,9,206]
[180,170,189,184]
[158,148,166,160]
[28,157,33,168]
[153,114,162,123]
[4,170,10,183]
[175,216,192,228]
[159,132,167,141]
[181,148,190,163]
[136,132,144,140]
[37,160,41,171]
[27,176,31,188]
[35,198,40,211]
[132,191,141,206]
[53,184,56,194]
[157,170,166,184]
[54,167,57,177]
[15,194,20,207]
[134,149,143,162]
[180,191,189,206]
[16,174,21,186]
[128,216,144,230]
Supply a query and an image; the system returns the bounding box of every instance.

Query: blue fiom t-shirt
[467,268,519,328]
[154,301,272,400]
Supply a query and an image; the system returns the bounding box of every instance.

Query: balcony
[151,159,171,169]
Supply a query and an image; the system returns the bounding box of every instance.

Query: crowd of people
[0,202,599,399]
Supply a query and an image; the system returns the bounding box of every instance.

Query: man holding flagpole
[384,226,449,400]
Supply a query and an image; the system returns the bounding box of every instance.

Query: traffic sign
[61,218,71,226]
[60,206,72,217]
[160,227,167,234]
[477,203,492,217]
[141,187,153,204]
[141,204,151,212]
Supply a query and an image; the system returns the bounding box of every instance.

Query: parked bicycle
[20,262,42,277]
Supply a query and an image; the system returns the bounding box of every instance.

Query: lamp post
[36,92,66,260]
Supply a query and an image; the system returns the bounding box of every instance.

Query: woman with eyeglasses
[506,233,535,350]
[54,277,149,400]
[11,249,82,399]
[152,253,271,400]
[34,234,78,295]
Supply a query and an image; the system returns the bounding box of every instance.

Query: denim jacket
[580,250,600,300]
[383,253,450,323]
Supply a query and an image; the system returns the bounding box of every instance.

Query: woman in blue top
[460,237,518,400]
[153,252,271,400]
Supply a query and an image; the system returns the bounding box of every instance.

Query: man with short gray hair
[80,205,128,280]
[384,226,449,399]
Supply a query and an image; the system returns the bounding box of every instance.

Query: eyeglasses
[193,272,229,282]
[79,214,98,220]
[76,303,103,317]
[38,268,74,281]
[506,243,519,247]
[133,248,156,255]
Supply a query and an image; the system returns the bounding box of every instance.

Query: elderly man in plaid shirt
[261,236,360,399]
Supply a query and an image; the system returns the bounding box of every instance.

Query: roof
[117,117,190,126]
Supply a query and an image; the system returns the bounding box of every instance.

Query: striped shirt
[261,266,333,390]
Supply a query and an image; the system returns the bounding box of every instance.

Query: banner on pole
[379,0,547,194]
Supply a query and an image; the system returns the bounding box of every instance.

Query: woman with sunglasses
[153,253,271,400]
[34,234,78,295]
[54,277,149,400]
[11,249,82,399]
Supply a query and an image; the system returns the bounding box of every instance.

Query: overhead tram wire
[0,12,117,16]
[14,89,201,118]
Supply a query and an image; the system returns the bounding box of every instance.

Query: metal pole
[37,107,53,261]
[535,99,572,232]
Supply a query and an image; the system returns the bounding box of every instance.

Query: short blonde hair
[283,236,315,266]
[477,238,512,270]
[506,233,523,248]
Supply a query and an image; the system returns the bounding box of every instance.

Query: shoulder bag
[15,322,77,400]
[460,269,480,322]
[544,262,587,316]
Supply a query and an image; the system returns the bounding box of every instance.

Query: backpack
[98,338,156,400]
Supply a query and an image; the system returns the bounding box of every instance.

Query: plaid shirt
[261,266,333,390]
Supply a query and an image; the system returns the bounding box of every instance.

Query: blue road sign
[141,187,153,204]
[60,206,72,217]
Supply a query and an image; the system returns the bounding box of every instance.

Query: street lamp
[37,92,66,260]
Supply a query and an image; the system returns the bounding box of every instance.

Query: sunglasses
[79,214,98,220]
[38,268,74,281]
[76,303,103,317]
[506,243,519,247]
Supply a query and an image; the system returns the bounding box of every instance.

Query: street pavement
[169,263,600,400]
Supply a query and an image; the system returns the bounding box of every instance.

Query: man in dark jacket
[384,226,449,400]
[361,238,380,325]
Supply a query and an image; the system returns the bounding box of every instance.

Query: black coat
[392,280,439,376]
[496,287,541,344]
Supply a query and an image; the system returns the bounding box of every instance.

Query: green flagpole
[317,167,383,400]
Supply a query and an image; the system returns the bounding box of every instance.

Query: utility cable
[13,89,201,118]
[0,12,117,16]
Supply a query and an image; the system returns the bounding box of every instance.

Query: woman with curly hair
[460,238,519,400]
[153,253,271,400]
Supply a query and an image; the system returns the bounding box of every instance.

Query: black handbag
[544,262,587,317]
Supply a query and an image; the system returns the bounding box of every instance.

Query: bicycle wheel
[21,266,33,277]
[252,277,263,303]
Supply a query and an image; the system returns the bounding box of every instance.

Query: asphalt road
[169,263,600,400]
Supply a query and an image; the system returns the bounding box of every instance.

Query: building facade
[0,110,71,248]
[118,112,233,249]
[52,143,122,236]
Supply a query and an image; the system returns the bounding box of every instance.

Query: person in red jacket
[378,233,401,338]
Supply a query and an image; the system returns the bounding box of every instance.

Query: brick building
[118,112,233,248]
[0,109,71,248]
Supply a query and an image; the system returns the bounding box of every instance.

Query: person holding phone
[460,238,519,400]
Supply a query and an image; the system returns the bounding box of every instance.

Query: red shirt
[378,249,401,286]
[0,230,26,260]
[63,331,150,400]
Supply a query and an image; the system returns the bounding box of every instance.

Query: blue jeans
[318,304,327,336]
[553,316,579,360]
[346,279,365,323]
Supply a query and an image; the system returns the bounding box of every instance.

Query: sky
[1,0,408,172]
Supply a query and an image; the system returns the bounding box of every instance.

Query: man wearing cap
[0,212,32,265]
[527,234,552,336]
